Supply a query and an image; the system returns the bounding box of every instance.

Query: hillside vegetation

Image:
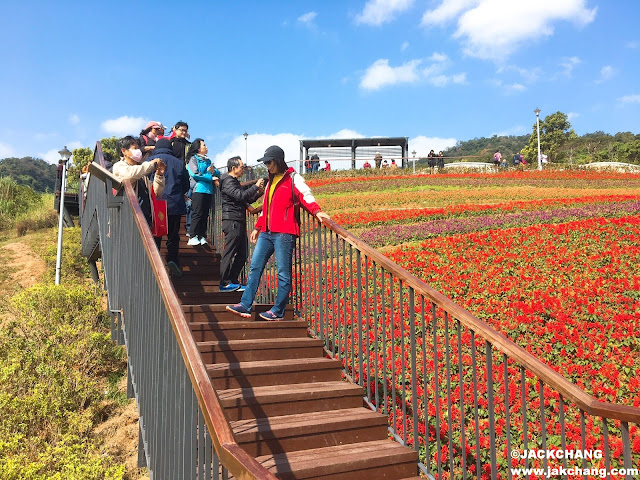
[0,157,58,192]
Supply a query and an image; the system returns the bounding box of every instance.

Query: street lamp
[412,150,417,174]
[243,132,248,164]
[55,145,72,285]
[534,108,542,171]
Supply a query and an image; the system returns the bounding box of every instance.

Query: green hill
[0,157,58,192]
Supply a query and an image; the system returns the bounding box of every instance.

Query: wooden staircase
[160,227,421,479]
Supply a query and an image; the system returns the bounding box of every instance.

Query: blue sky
[1,0,639,167]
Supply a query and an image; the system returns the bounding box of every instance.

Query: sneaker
[236,284,246,292]
[219,283,240,292]
[167,261,182,278]
[226,303,251,318]
[187,236,200,246]
[259,310,284,322]
[199,237,208,246]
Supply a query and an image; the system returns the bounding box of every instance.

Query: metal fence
[81,145,276,480]
[291,208,640,479]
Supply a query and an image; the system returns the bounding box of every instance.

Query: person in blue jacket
[148,138,190,278]
[186,138,221,246]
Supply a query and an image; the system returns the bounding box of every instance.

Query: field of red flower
[302,169,640,478]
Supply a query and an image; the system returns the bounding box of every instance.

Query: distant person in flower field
[437,151,445,169]
[323,160,331,171]
[493,150,502,167]
[227,145,330,321]
[374,152,383,168]
[363,160,372,169]
[390,159,398,169]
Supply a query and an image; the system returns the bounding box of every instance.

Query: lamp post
[534,108,542,171]
[412,150,416,174]
[55,145,72,285]
[243,132,248,164]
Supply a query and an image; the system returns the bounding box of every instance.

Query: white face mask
[130,148,143,163]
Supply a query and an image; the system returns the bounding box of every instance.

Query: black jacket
[220,173,262,222]
[149,139,190,215]
[171,136,191,162]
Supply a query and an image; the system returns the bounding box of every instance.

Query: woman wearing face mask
[113,135,165,227]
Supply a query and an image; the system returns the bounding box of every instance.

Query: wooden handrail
[318,216,640,424]
[119,182,275,477]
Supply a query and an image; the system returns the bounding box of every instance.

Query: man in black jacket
[219,156,265,291]
[149,138,190,278]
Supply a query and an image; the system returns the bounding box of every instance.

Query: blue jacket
[149,139,189,215]
[187,154,221,195]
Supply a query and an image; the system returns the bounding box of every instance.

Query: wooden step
[252,439,418,480]
[207,357,341,389]
[231,408,388,457]
[160,248,220,259]
[183,304,294,323]
[218,381,363,421]
[190,320,308,341]
[177,290,242,303]
[197,338,323,363]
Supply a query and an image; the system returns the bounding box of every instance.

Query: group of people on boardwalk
[111,121,329,322]
[493,150,528,169]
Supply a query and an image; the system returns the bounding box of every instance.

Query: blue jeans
[240,231,296,317]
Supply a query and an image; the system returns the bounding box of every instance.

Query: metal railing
[81,144,276,480]
[291,208,640,479]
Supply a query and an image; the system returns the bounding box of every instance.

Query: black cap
[258,145,285,164]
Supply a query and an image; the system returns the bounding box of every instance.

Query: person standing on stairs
[227,145,330,321]
[218,156,265,292]
[148,138,190,278]
[185,139,220,246]
[113,135,165,228]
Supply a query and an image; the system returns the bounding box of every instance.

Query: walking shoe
[187,236,200,246]
[226,303,251,318]
[167,261,182,278]
[199,237,208,246]
[219,283,240,292]
[259,310,284,322]
[236,284,246,292]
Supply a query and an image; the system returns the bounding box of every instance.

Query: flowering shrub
[297,170,640,477]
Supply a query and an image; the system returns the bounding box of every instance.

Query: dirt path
[0,241,46,291]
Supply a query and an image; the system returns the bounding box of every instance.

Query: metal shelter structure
[300,137,409,170]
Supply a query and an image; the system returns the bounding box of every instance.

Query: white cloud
[595,65,614,84]
[429,52,449,62]
[410,136,457,157]
[327,129,365,139]
[211,129,368,172]
[626,40,639,49]
[619,94,640,105]
[298,11,317,24]
[567,112,580,121]
[492,79,526,93]
[360,58,422,90]
[0,142,15,158]
[356,0,414,26]
[69,114,80,125]
[559,56,581,77]
[361,55,466,90]
[401,41,409,51]
[38,141,84,165]
[101,115,147,136]
[422,0,597,61]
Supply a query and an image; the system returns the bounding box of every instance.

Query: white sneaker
[187,236,200,246]
[200,237,208,246]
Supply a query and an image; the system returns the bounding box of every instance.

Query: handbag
[149,181,168,237]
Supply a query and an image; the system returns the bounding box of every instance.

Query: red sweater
[254,168,321,236]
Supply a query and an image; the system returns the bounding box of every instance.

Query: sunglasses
[263,160,273,165]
